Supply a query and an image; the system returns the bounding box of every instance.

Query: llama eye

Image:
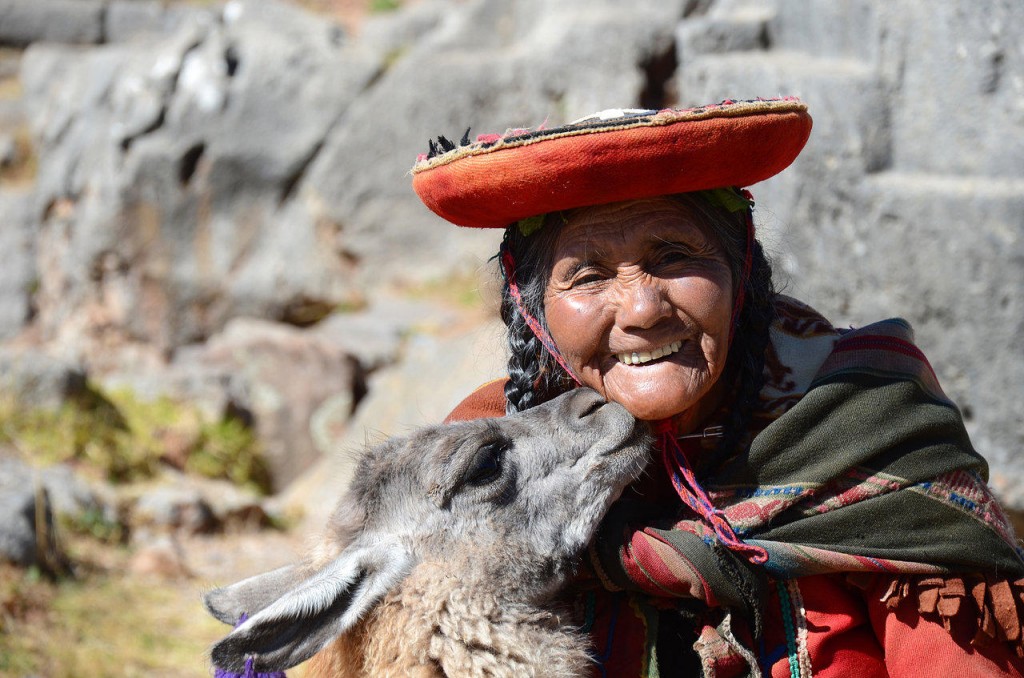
[466,441,507,486]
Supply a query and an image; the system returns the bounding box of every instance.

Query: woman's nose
[617,280,671,330]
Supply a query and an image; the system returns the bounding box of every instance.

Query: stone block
[677,52,891,174]
[0,456,57,568]
[0,191,35,340]
[777,171,1024,507]
[677,10,770,58]
[104,1,197,43]
[0,348,88,410]
[876,2,1024,178]
[765,0,879,62]
[0,0,104,47]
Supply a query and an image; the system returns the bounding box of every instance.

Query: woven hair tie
[499,245,583,386]
[656,419,769,566]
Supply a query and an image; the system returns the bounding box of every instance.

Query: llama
[205,387,650,676]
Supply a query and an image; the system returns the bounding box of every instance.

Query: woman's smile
[614,339,684,365]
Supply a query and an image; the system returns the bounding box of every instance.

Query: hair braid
[715,236,776,458]
[501,291,544,414]
[498,223,572,414]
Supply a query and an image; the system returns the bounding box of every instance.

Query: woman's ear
[207,541,414,673]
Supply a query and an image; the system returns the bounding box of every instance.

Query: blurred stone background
[0,0,1021,672]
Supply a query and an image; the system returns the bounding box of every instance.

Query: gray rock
[14,0,697,359]
[765,0,880,62]
[305,0,689,287]
[130,481,216,534]
[126,470,271,536]
[359,0,449,58]
[310,295,460,371]
[0,131,16,166]
[0,95,23,131]
[195,317,362,490]
[875,2,1023,178]
[0,0,105,47]
[188,475,270,531]
[0,348,87,410]
[20,0,380,352]
[678,9,771,57]
[0,190,36,340]
[675,0,1024,508]
[37,463,103,519]
[0,456,57,567]
[277,316,507,529]
[105,1,199,43]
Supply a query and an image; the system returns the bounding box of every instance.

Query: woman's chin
[600,365,709,422]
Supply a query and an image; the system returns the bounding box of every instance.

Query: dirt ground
[1,526,320,677]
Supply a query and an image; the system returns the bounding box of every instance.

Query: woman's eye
[466,441,507,486]
[656,247,694,266]
[572,274,604,287]
[569,269,609,287]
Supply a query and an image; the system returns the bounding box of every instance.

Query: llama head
[205,387,650,672]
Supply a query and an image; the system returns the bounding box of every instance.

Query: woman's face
[543,198,735,423]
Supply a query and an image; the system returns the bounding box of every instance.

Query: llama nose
[566,388,607,420]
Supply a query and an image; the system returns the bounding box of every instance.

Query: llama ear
[204,564,303,625]
[209,541,414,673]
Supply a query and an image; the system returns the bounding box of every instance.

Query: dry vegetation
[2,563,226,677]
[0,531,318,676]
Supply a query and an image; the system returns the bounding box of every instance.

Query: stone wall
[676,0,1024,501]
[0,0,1021,506]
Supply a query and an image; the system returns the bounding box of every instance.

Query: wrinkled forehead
[554,197,717,258]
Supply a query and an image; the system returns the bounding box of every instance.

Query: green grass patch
[60,506,126,545]
[0,384,272,493]
[399,268,491,310]
[186,416,271,494]
[370,0,402,13]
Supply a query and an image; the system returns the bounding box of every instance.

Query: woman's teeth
[616,341,683,365]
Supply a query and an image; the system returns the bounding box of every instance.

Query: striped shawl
[586,296,1024,676]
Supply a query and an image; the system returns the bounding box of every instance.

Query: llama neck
[311,561,591,677]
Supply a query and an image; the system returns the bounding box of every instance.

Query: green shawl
[591,296,1024,676]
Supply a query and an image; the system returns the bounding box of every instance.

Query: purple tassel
[213,657,286,678]
[213,613,287,678]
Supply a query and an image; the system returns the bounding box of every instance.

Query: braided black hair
[498,218,574,414]
[497,192,777,458]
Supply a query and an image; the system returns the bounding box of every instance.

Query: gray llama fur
[205,388,650,676]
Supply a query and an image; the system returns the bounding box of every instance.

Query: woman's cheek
[545,292,607,374]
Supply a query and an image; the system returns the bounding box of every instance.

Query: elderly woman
[412,99,1024,677]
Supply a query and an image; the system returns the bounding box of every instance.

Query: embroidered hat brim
[411,98,812,228]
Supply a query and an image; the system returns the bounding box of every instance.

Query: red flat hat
[412,98,812,228]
